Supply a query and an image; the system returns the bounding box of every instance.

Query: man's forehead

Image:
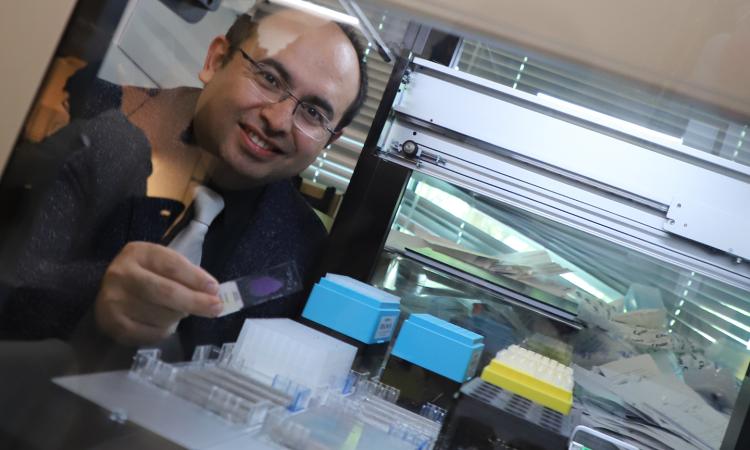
[254,9,332,56]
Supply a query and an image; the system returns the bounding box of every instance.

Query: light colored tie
[168,186,225,266]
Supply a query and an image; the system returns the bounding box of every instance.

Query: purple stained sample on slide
[248,276,284,297]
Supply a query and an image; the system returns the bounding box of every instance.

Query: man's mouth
[239,124,284,157]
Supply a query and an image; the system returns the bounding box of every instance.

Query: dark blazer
[0,109,328,353]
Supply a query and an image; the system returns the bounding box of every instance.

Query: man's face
[193,11,360,188]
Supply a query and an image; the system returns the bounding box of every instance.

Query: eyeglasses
[237,48,336,142]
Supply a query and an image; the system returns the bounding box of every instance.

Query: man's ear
[199,36,231,85]
[325,130,343,147]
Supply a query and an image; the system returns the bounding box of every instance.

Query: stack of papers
[386,230,570,279]
[489,250,570,278]
[577,296,673,352]
[574,354,731,450]
[387,229,577,300]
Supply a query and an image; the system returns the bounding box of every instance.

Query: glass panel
[376,171,748,448]
[387,172,620,316]
[0,1,383,448]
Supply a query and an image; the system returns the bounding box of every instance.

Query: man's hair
[224,13,368,132]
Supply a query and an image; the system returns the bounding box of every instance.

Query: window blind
[456,39,750,168]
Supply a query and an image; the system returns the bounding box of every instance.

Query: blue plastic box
[302,274,401,344]
[391,314,485,383]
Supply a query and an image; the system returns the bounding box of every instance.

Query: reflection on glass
[387,173,619,316]
[457,40,750,168]
[0,2,389,448]
[375,171,749,448]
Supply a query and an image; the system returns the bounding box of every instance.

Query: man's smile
[238,123,285,159]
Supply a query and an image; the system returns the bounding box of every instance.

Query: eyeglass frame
[235,47,337,142]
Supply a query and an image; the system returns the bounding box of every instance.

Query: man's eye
[258,70,280,88]
[301,104,329,125]
[304,105,322,121]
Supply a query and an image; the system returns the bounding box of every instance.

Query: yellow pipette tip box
[480,345,573,415]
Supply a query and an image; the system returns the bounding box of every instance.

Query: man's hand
[94,242,223,345]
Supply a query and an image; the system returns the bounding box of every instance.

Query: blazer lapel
[127,196,185,244]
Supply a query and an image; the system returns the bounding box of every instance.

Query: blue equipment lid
[408,314,484,346]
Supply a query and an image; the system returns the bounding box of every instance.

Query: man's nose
[259,97,296,136]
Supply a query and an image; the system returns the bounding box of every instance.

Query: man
[0,8,368,354]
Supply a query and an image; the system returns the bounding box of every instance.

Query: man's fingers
[125,297,187,328]
[95,295,173,346]
[127,264,223,318]
[125,242,220,294]
[95,241,226,346]
[116,315,173,346]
